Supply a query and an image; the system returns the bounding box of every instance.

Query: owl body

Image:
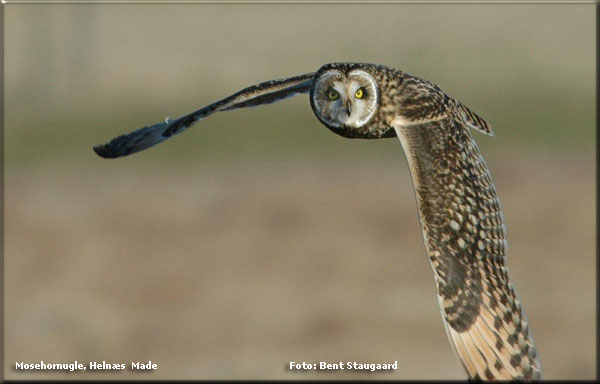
[94,62,540,380]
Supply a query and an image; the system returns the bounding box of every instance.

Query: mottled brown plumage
[93,62,541,380]
[394,116,540,380]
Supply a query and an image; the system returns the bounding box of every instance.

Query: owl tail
[456,102,494,136]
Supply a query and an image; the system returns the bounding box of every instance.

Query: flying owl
[94,62,541,380]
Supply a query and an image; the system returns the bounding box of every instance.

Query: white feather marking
[392,115,448,128]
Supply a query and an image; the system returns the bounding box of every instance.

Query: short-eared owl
[94,62,541,380]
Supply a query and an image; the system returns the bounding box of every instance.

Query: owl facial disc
[310,69,379,131]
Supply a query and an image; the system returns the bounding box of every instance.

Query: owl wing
[93,72,315,158]
[393,117,541,380]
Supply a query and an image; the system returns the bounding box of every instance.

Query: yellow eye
[355,88,364,99]
[328,89,339,100]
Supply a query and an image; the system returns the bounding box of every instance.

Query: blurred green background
[4,3,595,380]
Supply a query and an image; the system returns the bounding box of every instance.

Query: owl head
[310,63,383,138]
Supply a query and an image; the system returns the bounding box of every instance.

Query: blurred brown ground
[5,150,595,380]
[4,3,595,380]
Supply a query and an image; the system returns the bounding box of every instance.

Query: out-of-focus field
[4,154,596,379]
[4,3,596,380]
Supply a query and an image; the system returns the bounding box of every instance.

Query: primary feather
[93,73,313,158]
[393,115,540,380]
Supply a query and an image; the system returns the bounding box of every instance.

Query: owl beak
[346,100,352,116]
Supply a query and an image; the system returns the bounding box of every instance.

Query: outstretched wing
[93,72,315,158]
[393,116,541,380]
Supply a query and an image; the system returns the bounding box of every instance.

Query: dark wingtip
[93,144,119,159]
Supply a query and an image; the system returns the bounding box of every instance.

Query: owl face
[310,68,380,132]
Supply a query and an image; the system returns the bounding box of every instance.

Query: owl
[94,62,541,380]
